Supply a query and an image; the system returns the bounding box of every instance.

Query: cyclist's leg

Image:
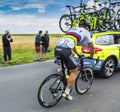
[61,50,78,100]
[66,69,78,89]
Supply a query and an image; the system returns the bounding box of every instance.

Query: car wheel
[100,57,116,78]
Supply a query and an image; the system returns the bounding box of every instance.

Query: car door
[114,34,120,67]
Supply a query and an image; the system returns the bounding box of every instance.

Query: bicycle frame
[65,5,82,27]
[72,4,103,31]
[78,6,98,31]
[56,55,99,76]
[111,2,120,21]
[98,1,120,30]
[38,55,99,108]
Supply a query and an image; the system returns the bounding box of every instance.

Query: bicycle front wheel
[59,14,72,33]
[75,67,94,95]
[37,74,65,108]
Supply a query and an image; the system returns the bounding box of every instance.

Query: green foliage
[0,33,62,67]
[0,34,63,67]
[0,48,54,67]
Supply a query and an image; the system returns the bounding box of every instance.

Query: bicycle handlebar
[66,4,92,14]
[66,5,74,8]
[66,5,85,12]
[66,5,83,9]
[78,54,100,65]
[110,2,120,5]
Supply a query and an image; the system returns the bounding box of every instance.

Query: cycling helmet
[79,19,90,30]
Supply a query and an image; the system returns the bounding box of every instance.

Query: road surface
[0,61,120,112]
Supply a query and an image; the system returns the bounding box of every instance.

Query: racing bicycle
[37,54,99,108]
[59,5,82,33]
[98,1,120,31]
[59,3,104,33]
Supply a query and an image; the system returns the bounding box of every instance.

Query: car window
[95,35,114,45]
[114,34,120,44]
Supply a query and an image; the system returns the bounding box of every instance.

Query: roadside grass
[0,34,63,67]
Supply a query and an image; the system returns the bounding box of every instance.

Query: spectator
[2,30,13,64]
[41,31,50,59]
[34,30,42,61]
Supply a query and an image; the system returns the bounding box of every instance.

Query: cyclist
[54,19,94,100]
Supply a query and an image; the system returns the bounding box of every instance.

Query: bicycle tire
[37,74,65,108]
[98,7,111,31]
[75,67,94,95]
[114,10,120,31]
[59,14,72,33]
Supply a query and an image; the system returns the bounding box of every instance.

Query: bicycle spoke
[38,74,65,108]
[59,14,72,33]
[75,67,94,95]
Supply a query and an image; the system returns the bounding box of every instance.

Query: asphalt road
[0,61,120,112]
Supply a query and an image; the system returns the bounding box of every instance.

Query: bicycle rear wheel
[37,74,65,108]
[75,67,94,95]
[59,14,72,33]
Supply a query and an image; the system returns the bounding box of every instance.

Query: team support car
[76,31,120,78]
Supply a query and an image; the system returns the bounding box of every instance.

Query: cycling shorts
[54,46,77,70]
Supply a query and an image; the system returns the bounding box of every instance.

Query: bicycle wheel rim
[75,67,94,95]
[59,14,72,33]
[38,74,65,108]
[114,11,120,30]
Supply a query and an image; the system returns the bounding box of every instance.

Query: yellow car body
[76,31,120,78]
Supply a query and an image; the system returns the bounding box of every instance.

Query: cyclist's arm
[84,30,94,58]
[72,47,79,56]
[88,42,94,58]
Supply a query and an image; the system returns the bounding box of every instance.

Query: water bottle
[65,68,70,79]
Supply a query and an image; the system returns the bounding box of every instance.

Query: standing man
[44,30,49,52]
[34,30,42,61]
[54,19,94,100]
[2,30,13,64]
[41,30,50,59]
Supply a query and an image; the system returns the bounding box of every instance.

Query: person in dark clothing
[34,30,43,61]
[2,30,13,64]
[41,31,50,59]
